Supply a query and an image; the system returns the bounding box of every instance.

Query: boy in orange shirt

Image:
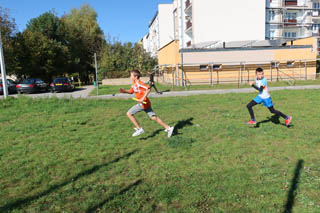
[120,70,174,137]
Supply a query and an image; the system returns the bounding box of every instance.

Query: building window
[200,65,208,71]
[284,32,297,38]
[314,2,320,9]
[271,61,279,68]
[269,10,276,21]
[270,31,275,39]
[287,61,295,67]
[212,64,222,70]
[286,12,297,20]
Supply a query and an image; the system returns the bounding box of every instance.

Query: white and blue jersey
[253,77,273,107]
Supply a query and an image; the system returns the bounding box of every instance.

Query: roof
[191,39,289,49]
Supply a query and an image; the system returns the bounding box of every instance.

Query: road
[0,85,95,99]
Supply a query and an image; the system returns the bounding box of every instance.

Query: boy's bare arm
[119,88,131,94]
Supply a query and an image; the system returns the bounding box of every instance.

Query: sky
[1,0,173,43]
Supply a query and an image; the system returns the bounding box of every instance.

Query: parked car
[16,78,48,94]
[0,79,17,95]
[50,77,75,93]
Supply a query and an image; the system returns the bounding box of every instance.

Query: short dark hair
[256,67,263,73]
[130,69,141,79]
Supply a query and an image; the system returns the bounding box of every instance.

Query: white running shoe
[132,128,144,137]
[165,126,174,138]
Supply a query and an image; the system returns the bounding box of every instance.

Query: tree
[0,7,18,75]
[20,11,70,82]
[98,40,157,79]
[62,4,105,83]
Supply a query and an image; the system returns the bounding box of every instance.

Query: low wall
[102,77,149,85]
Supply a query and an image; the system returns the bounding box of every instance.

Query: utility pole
[94,53,98,96]
[0,29,9,98]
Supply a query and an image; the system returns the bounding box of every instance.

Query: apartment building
[266,0,320,39]
[141,4,174,57]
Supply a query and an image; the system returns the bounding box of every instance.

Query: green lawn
[1,90,320,212]
[91,79,320,96]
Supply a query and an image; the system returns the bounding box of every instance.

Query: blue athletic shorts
[253,96,274,108]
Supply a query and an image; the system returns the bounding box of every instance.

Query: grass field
[91,79,320,96]
[1,89,320,212]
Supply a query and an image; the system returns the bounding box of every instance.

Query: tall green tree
[62,4,105,83]
[20,11,70,81]
[0,7,18,75]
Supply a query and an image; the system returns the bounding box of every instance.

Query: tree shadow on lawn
[0,149,138,212]
[86,179,143,213]
[140,117,194,140]
[254,115,293,128]
[284,159,304,213]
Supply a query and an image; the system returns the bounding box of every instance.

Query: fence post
[238,62,241,88]
[299,60,301,80]
[246,63,249,83]
[270,63,272,82]
[305,60,307,80]
[210,64,213,86]
[172,66,175,86]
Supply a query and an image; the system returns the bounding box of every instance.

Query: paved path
[89,85,320,100]
[1,85,320,100]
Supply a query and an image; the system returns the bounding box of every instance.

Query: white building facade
[141,4,174,57]
[176,0,266,48]
[141,0,320,56]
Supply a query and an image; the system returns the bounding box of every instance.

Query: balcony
[285,0,297,6]
[185,0,192,14]
[186,20,192,30]
[284,19,298,27]
[185,0,191,10]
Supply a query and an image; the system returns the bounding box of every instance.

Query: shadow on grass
[173,118,194,136]
[0,149,138,212]
[86,179,143,213]
[140,129,163,140]
[284,159,304,213]
[254,115,293,128]
[140,117,194,140]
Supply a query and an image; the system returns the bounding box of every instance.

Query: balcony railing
[285,1,297,6]
[312,10,320,17]
[186,20,192,30]
[185,0,191,9]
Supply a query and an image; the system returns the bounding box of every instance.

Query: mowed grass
[91,79,320,96]
[0,90,320,212]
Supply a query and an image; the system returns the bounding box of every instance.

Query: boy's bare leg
[127,112,141,129]
[151,116,169,129]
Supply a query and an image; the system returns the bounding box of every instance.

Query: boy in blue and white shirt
[246,67,292,126]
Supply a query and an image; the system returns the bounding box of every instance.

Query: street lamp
[0,29,9,98]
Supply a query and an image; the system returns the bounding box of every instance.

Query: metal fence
[154,59,319,87]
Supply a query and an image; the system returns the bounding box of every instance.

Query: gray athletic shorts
[128,104,156,119]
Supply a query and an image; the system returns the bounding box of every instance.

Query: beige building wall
[158,37,318,85]
[182,49,275,64]
[158,40,181,65]
[273,37,317,80]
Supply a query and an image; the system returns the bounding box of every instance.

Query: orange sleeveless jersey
[129,80,151,109]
